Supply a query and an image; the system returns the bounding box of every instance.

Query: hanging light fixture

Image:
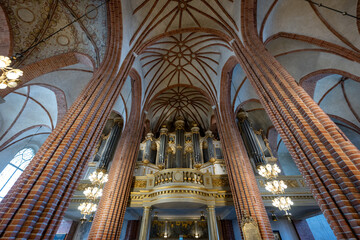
[78,202,97,222]
[0,56,23,89]
[89,168,109,186]
[78,168,108,222]
[0,0,108,90]
[265,180,287,194]
[272,197,294,212]
[257,163,281,179]
[83,186,103,200]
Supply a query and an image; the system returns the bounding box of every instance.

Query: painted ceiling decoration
[0,0,107,67]
[148,86,212,132]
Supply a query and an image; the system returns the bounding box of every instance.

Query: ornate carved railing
[71,174,315,209]
[153,168,204,186]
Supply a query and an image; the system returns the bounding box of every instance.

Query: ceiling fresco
[0,0,107,67]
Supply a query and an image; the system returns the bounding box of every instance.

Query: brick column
[88,70,143,240]
[217,58,274,240]
[0,2,136,239]
[236,1,360,238]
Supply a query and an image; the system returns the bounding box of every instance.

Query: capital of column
[191,123,200,133]
[207,205,215,210]
[160,125,168,135]
[114,117,123,126]
[236,111,248,123]
[145,132,154,141]
[205,130,214,138]
[175,116,185,130]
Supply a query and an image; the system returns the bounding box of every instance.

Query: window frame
[0,148,35,201]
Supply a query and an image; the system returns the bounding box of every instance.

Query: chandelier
[83,186,103,200]
[265,180,287,194]
[89,168,109,186]
[272,197,294,212]
[257,163,281,179]
[258,162,294,215]
[78,168,109,223]
[0,56,23,89]
[78,202,97,216]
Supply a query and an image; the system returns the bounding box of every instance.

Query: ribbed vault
[148,86,212,132]
[140,32,232,102]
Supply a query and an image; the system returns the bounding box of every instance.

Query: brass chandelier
[258,163,294,215]
[0,56,23,89]
[78,168,108,223]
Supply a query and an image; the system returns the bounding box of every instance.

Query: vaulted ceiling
[139,32,232,103]
[122,0,244,131]
[0,0,359,223]
[148,86,212,131]
[1,0,359,139]
[0,0,107,67]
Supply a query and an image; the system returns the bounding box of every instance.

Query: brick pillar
[237,1,360,238]
[124,220,140,240]
[217,58,274,240]
[88,70,143,240]
[0,2,135,239]
[220,220,235,240]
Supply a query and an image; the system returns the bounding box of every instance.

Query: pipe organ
[137,117,224,172]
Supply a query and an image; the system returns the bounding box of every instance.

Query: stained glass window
[0,148,35,201]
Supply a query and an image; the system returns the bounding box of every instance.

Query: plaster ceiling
[148,86,212,132]
[140,32,232,102]
[0,0,107,67]
[0,1,358,153]
[124,0,241,48]
[254,0,360,153]
[0,85,56,152]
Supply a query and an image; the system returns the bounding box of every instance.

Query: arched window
[0,148,35,201]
